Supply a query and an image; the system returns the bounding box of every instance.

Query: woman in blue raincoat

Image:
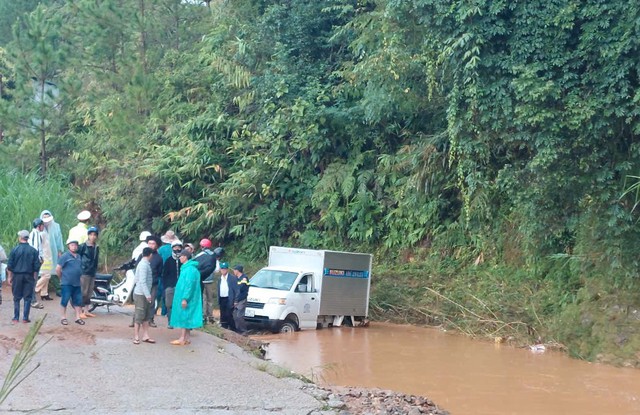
[170,250,202,345]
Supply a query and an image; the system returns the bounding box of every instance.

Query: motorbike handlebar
[113,258,137,271]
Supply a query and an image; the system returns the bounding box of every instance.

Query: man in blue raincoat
[169,250,202,345]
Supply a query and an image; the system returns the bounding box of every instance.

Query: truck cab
[244,246,372,333]
[244,266,320,332]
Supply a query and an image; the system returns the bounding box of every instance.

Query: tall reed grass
[0,170,76,250]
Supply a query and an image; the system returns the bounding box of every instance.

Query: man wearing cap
[68,210,91,245]
[56,239,85,325]
[6,230,41,323]
[217,262,237,331]
[232,265,249,335]
[40,210,65,296]
[79,226,100,318]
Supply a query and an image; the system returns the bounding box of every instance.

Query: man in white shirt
[216,262,237,331]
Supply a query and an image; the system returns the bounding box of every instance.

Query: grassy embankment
[0,170,76,250]
[370,246,640,367]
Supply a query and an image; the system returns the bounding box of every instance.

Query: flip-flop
[170,339,186,345]
[142,338,156,344]
[61,318,68,325]
[75,319,86,325]
[133,339,140,345]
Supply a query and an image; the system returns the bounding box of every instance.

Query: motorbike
[89,258,137,312]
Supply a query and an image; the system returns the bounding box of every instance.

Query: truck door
[294,273,320,330]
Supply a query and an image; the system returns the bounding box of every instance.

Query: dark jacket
[149,251,163,286]
[162,256,181,289]
[7,242,41,275]
[78,243,99,276]
[217,272,238,305]
[194,250,216,282]
[235,272,249,303]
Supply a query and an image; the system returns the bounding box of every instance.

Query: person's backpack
[193,251,216,282]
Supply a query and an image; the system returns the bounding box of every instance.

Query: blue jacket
[170,260,203,329]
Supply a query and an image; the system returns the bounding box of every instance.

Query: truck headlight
[267,297,286,305]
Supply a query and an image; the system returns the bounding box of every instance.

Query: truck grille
[246,301,265,309]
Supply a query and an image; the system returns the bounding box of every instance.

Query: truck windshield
[249,269,298,291]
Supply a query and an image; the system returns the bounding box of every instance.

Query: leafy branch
[0,315,50,406]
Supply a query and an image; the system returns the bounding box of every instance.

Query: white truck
[244,246,373,333]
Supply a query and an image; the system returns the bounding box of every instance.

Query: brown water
[260,323,640,415]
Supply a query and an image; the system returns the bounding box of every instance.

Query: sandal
[142,338,156,344]
[61,318,68,325]
[170,339,186,346]
[133,338,140,345]
[75,319,86,325]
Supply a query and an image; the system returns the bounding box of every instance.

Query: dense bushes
[1,0,639,363]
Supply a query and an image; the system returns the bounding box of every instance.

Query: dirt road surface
[0,286,327,414]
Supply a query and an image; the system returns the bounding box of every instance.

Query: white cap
[66,238,78,245]
[139,231,152,241]
[18,230,29,239]
[171,240,183,247]
[77,210,91,221]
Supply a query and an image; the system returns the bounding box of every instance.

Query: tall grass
[0,169,76,250]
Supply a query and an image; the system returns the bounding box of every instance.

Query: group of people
[1,209,99,325]
[0,210,251,346]
[130,231,249,346]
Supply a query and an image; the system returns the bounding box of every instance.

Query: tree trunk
[39,79,47,176]
[0,73,3,143]
[138,0,147,73]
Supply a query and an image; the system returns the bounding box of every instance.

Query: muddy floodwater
[259,322,640,415]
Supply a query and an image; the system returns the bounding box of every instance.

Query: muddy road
[0,296,326,414]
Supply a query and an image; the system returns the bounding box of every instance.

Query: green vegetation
[0,0,639,365]
[0,169,75,249]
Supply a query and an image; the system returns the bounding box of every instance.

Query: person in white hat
[68,210,91,246]
[40,210,65,296]
[159,230,179,262]
[132,231,152,260]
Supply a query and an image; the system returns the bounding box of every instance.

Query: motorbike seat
[95,273,114,281]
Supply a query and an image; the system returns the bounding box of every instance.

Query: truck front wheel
[279,320,298,333]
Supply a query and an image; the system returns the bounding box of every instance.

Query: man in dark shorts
[132,247,155,344]
[56,239,85,325]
